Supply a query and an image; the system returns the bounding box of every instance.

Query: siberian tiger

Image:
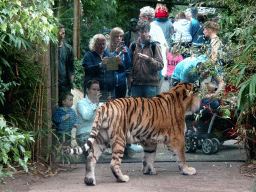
[63,83,200,186]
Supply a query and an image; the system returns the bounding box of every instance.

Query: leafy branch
[0,115,34,183]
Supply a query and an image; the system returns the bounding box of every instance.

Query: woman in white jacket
[172,12,192,58]
[173,12,192,43]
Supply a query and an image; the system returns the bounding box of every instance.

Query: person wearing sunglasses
[123,18,140,48]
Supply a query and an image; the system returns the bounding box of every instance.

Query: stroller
[184,98,238,155]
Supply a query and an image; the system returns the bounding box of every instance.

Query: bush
[73,59,84,91]
[0,115,34,183]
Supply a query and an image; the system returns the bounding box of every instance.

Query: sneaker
[103,148,112,155]
[124,144,143,158]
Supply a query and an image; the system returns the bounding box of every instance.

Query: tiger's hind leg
[142,142,157,175]
[168,136,196,175]
[84,133,108,186]
[110,140,129,183]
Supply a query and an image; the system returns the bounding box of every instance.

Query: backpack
[130,41,162,79]
[130,41,159,61]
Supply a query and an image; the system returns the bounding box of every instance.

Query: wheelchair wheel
[202,139,213,154]
[211,138,220,154]
[185,137,198,153]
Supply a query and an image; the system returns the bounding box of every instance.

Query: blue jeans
[131,85,157,99]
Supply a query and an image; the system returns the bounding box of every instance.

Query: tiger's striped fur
[64,83,200,185]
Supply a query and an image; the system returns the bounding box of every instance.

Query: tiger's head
[168,83,201,113]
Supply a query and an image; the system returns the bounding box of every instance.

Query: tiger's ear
[187,90,193,97]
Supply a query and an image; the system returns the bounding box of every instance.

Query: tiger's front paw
[143,161,157,175]
[117,175,129,183]
[143,168,157,175]
[182,166,196,175]
[84,177,96,186]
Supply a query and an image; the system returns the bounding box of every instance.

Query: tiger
[63,83,200,186]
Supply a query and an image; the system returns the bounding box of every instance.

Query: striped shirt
[53,107,78,133]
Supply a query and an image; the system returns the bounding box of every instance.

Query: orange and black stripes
[64,83,199,156]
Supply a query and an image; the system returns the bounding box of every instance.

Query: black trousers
[115,84,127,98]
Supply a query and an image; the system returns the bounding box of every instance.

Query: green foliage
[0,0,58,47]
[0,0,58,107]
[0,78,19,106]
[217,0,256,113]
[115,0,147,31]
[0,0,59,168]
[237,74,256,112]
[73,59,84,91]
[200,0,256,159]
[0,115,34,183]
[0,0,59,123]
[0,48,44,130]
[191,1,256,117]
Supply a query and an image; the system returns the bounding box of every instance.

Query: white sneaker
[125,144,143,158]
[103,148,112,155]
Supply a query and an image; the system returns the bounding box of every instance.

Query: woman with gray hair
[140,6,155,22]
[82,34,119,102]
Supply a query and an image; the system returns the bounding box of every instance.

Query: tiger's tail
[63,106,104,156]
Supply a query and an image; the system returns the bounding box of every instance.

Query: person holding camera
[106,27,132,98]
[76,80,102,157]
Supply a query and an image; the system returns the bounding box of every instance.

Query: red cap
[155,8,169,18]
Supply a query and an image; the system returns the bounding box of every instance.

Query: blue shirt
[76,95,103,135]
[53,107,78,133]
[191,20,208,45]
[172,55,207,83]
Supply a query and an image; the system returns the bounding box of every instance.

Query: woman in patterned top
[203,21,220,63]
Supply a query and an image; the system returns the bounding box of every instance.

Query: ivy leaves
[0,115,34,182]
[0,0,58,48]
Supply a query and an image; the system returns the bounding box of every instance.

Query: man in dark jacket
[58,25,75,106]
[123,18,139,48]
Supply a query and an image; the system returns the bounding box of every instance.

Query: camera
[119,41,125,47]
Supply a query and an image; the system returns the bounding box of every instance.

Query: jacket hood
[178,19,190,26]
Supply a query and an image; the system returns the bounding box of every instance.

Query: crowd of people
[53,4,225,158]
